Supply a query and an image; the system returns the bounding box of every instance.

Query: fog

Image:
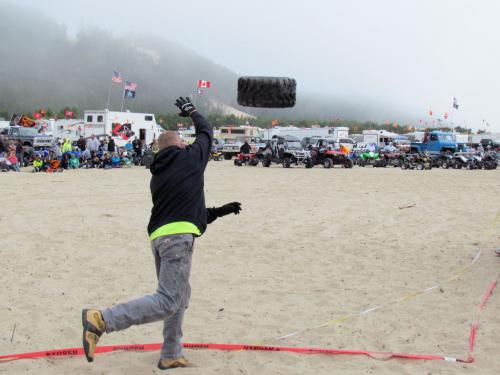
[5,0,500,131]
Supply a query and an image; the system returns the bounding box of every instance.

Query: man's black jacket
[148,112,217,236]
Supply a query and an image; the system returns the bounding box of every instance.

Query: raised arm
[174,97,213,167]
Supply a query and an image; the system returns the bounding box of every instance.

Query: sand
[0,163,499,375]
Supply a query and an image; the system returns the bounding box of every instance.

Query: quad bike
[357,151,379,167]
[480,153,498,170]
[431,153,454,169]
[401,153,432,170]
[311,149,353,168]
[452,153,471,169]
[374,151,404,168]
[210,150,224,161]
[233,152,259,166]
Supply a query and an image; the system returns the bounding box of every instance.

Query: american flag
[125,81,137,91]
[112,71,122,83]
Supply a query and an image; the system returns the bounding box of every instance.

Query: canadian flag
[197,80,211,88]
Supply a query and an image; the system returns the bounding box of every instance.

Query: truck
[83,110,164,147]
[410,131,457,154]
[2,126,53,149]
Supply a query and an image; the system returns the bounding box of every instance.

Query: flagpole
[120,83,126,112]
[106,81,112,110]
[193,80,199,107]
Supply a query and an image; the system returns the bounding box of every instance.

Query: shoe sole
[82,309,102,363]
[157,360,188,370]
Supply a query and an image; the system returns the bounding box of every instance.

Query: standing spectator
[0,135,8,157]
[62,139,72,154]
[99,140,108,153]
[107,136,116,153]
[132,138,142,157]
[87,135,100,153]
[77,136,87,151]
[15,140,24,168]
[52,140,63,162]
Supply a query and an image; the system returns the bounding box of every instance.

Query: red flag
[197,80,211,88]
[33,112,42,119]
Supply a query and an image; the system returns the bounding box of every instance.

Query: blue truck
[410,131,457,154]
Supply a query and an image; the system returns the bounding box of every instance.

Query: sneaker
[82,309,106,362]
[157,357,189,370]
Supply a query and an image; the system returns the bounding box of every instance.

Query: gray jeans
[102,234,194,359]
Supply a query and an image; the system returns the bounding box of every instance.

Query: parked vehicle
[401,153,433,170]
[375,151,405,167]
[310,140,353,168]
[222,137,266,160]
[3,126,53,149]
[260,135,313,168]
[83,110,164,148]
[233,152,259,166]
[357,151,380,167]
[410,131,457,154]
[480,138,500,150]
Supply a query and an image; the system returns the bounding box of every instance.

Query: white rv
[363,130,399,148]
[83,110,164,146]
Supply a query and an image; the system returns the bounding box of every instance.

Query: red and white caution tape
[0,342,466,363]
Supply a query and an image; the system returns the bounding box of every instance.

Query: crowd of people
[0,134,154,173]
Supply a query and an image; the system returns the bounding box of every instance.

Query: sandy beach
[1,163,499,375]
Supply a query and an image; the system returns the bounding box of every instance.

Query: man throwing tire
[82,97,242,370]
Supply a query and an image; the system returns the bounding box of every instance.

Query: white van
[83,110,164,147]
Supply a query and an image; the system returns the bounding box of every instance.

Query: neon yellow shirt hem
[149,221,201,240]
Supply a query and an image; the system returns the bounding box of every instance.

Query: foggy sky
[7,0,500,131]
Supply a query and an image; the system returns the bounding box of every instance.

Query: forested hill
[0,2,403,123]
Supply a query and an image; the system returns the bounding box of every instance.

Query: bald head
[158,131,184,151]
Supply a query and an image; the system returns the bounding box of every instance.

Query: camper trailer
[363,130,398,148]
[83,110,164,146]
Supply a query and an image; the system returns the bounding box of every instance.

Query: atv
[401,153,432,170]
[357,151,380,167]
[375,151,404,168]
[311,148,353,168]
[233,152,259,166]
[480,153,498,170]
[210,150,224,161]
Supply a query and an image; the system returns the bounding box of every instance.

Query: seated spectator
[33,155,43,173]
[121,154,132,168]
[101,154,112,169]
[47,158,63,173]
[111,153,121,168]
[0,156,9,172]
[61,153,71,169]
[69,154,80,169]
[7,152,20,172]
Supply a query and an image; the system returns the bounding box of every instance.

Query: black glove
[174,96,197,117]
[213,202,242,217]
